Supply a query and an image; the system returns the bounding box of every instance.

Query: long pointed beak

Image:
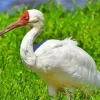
[0,19,23,36]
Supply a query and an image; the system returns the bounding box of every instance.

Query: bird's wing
[33,40,47,52]
[35,38,97,86]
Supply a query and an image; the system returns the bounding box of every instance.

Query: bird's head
[0,9,44,35]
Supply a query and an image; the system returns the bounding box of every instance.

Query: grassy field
[0,1,100,100]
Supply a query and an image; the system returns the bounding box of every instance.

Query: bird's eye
[33,19,38,23]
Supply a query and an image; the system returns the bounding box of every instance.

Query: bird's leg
[48,85,57,96]
[65,86,75,100]
[48,85,57,99]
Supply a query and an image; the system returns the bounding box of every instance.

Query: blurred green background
[0,1,100,100]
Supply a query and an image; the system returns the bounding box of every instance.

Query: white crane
[0,9,100,98]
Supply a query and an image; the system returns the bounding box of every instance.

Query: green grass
[0,1,100,100]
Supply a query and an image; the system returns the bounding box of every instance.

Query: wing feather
[35,38,97,86]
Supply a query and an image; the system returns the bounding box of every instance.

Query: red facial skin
[19,11,29,25]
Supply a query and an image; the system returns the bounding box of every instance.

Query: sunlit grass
[0,1,100,100]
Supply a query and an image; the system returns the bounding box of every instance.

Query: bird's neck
[20,26,42,68]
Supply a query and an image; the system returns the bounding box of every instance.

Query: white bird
[0,9,100,98]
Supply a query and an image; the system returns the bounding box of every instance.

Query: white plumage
[0,9,100,98]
